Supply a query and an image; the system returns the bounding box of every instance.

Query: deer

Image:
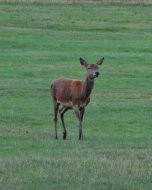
[50,57,104,140]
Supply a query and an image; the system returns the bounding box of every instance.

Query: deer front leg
[73,106,83,140]
[80,107,85,122]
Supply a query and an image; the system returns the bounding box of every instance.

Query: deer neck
[82,75,94,100]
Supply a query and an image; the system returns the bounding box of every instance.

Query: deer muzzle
[95,71,100,77]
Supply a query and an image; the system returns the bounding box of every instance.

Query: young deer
[51,57,104,140]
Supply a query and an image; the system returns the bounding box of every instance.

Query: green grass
[0,1,152,190]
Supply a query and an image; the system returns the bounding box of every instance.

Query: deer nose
[95,72,99,77]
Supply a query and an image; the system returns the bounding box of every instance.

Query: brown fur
[51,77,92,108]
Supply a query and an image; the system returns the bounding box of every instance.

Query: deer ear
[96,57,104,65]
[80,57,87,66]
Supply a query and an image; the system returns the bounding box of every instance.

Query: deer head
[80,57,104,80]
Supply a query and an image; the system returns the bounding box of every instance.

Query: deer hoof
[63,132,67,140]
[54,135,58,140]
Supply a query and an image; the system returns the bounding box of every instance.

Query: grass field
[0,1,152,190]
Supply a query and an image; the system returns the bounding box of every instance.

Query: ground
[0,1,152,190]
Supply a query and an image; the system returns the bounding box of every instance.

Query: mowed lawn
[0,1,152,190]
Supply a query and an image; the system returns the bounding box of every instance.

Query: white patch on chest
[57,100,73,108]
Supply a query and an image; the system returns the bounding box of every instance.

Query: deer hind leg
[59,107,69,140]
[53,101,59,140]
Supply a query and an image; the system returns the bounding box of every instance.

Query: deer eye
[88,67,91,70]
